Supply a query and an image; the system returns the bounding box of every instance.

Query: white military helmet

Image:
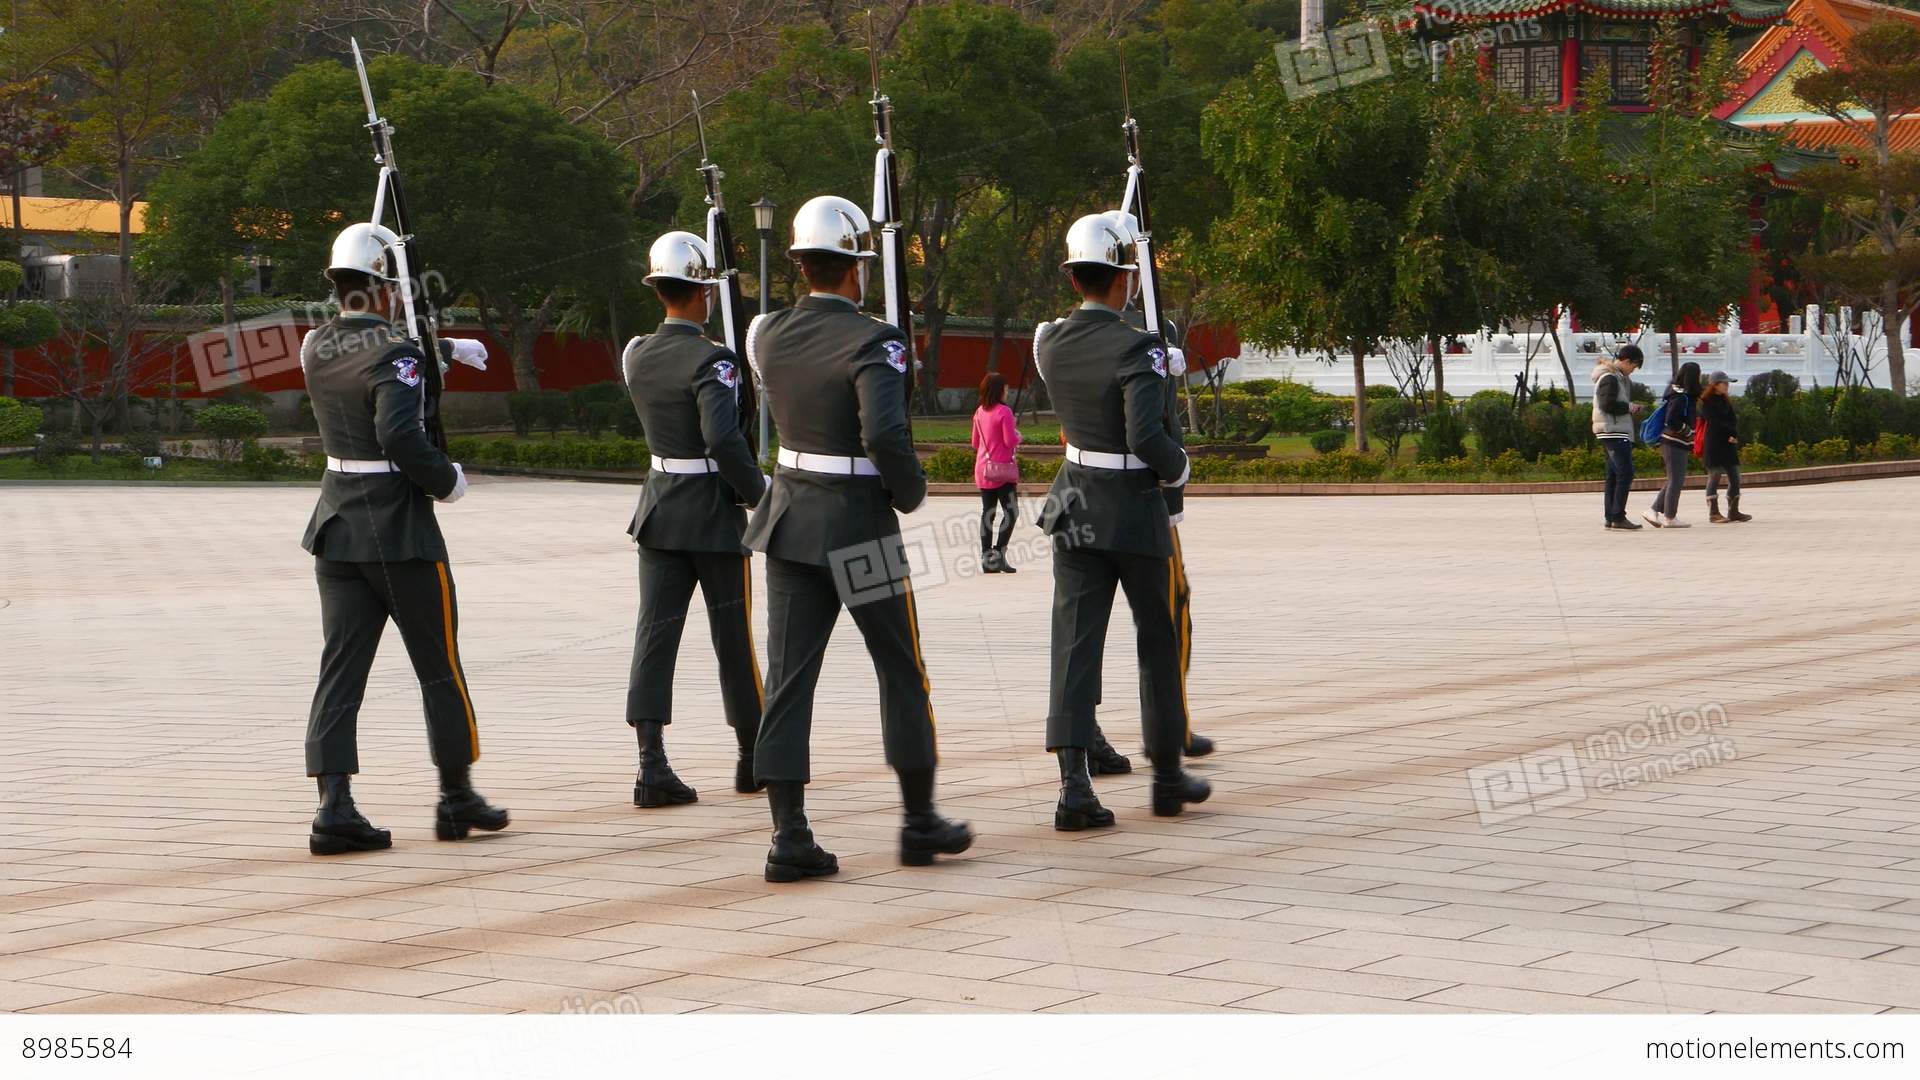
[642,230,716,286]
[328,222,403,282]
[1062,212,1137,271]
[1104,210,1142,246]
[788,195,876,259]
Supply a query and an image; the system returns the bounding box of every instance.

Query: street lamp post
[751,196,776,463]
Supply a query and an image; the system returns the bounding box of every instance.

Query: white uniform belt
[1065,444,1147,470]
[777,446,880,477]
[650,454,719,475]
[326,456,398,474]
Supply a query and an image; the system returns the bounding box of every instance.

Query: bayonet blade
[350,38,379,126]
[691,90,711,167]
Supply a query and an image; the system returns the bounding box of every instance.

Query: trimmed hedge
[448,436,650,471]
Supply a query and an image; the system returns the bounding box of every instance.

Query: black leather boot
[764,781,838,882]
[1055,748,1114,831]
[994,546,1017,574]
[898,770,973,866]
[1087,723,1132,775]
[633,720,697,807]
[1150,756,1211,818]
[310,774,391,855]
[1185,733,1215,757]
[435,765,510,841]
[1728,494,1752,522]
[733,724,764,795]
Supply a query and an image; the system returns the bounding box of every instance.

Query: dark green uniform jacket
[743,293,926,566]
[300,312,458,563]
[622,321,766,553]
[1034,305,1188,558]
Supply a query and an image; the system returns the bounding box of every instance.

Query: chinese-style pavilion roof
[1716,0,1920,152]
[1415,0,1789,26]
[1596,113,1838,181]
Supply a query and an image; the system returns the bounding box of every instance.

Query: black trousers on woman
[979,483,1018,555]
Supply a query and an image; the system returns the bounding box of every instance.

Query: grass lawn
[0,454,316,482]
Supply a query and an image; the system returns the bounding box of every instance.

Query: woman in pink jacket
[970,372,1021,574]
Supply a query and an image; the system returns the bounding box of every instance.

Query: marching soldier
[743,195,972,882]
[619,230,769,807]
[1085,210,1214,775]
[301,222,508,855]
[1034,212,1210,830]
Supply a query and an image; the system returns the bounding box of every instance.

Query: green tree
[1203,29,1437,451]
[141,57,632,390]
[0,259,58,397]
[1794,21,1920,395]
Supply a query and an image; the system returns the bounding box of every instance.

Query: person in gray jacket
[1591,344,1645,531]
[743,196,972,882]
[300,222,508,855]
[620,231,769,808]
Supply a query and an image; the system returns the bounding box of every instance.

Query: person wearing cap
[1592,343,1646,530]
[1032,212,1210,831]
[1699,370,1752,523]
[299,221,508,855]
[618,231,770,810]
[741,194,973,882]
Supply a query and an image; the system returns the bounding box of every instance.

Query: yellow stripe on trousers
[900,578,938,759]
[435,561,481,762]
[1170,527,1192,741]
[743,555,765,708]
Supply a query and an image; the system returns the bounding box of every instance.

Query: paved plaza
[2,477,1918,1014]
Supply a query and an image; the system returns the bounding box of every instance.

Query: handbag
[981,456,1020,486]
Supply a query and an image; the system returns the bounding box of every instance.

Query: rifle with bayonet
[868,30,917,437]
[1117,58,1198,439]
[690,91,760,449]
[350,38,448,452]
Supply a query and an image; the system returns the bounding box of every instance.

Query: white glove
[1169,511,1185,525]
[446,338,489,371]
[1168,346,1188,377]
[440,463,469,503]
[1162,451,1190,489]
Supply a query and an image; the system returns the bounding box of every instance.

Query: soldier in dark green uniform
[743,195,972,882]
[300,222,508,855]
[1034,212,1210,830]
[620,229,769,808]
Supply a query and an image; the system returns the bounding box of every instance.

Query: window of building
[1580,42,1651,105]
[1494,43,1563,104]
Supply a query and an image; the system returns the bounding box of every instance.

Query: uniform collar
[657,318,705,335]
[802,292,859,310]
[1069,303,1122,323]
[338,310,393,327]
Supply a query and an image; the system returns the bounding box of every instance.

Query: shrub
[1307,429,1348,454]
[1406,455,1477,480]
[922,446,975,483]
[1235,378,1283,396]
[1463,391,1518,458]
[1206,389,1272,441]
[1869,432,1918,459]
[1295,450,1387,482]
[506,391,539,437]
[1485,449,1528,478]
[1543,446,1605,480]
[1807,437,1851,464]
[1515,401,1572,460]
[1267,381,1336,435]
[122,430,162,459]
[1363,383,1401,402]
[583,401,622,439]
[615,408,643,438]
[1025,456,1062,483]
[32,429,78,469]
[1417,405,1469,461]
[0,396,44,444]
[1632,446,1661,473]
[569,381,629,434]
[239,443,298,479]
[1742,443,1781,470]
[214,383,274,415]
[1744,369,1800,412]
[535,389,571,436]
[1365,396,1416,458]
[193,403,269,461]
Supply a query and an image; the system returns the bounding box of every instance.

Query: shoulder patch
[392,355,422,387]
[882,339,908,374]
[1147,346,1169,379]
[713,358,739,390]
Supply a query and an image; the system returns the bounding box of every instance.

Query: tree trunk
[1550,311,1578,403]
[1351,342,1370,453]
[2,349,11,398]
[1667,328,1680,381]
[920,305,947,414]
[1428,328,1445,414]
[1883,279,1906,394]
[986,310,1007,373]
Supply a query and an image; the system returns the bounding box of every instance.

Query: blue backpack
[1638,401,1667,444]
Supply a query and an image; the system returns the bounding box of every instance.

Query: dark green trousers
[752,554,938,784]
[1045,543,1188,762]
[626,546,764,737]
[306,557,479,776]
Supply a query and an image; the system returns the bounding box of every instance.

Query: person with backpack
[1592,344,1645,530]
[970,372,1022,573]
[1642,361,1702,529]
[1698,370,1752,524]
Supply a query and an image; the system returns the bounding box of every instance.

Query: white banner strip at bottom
[3,1014,1915,1079]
